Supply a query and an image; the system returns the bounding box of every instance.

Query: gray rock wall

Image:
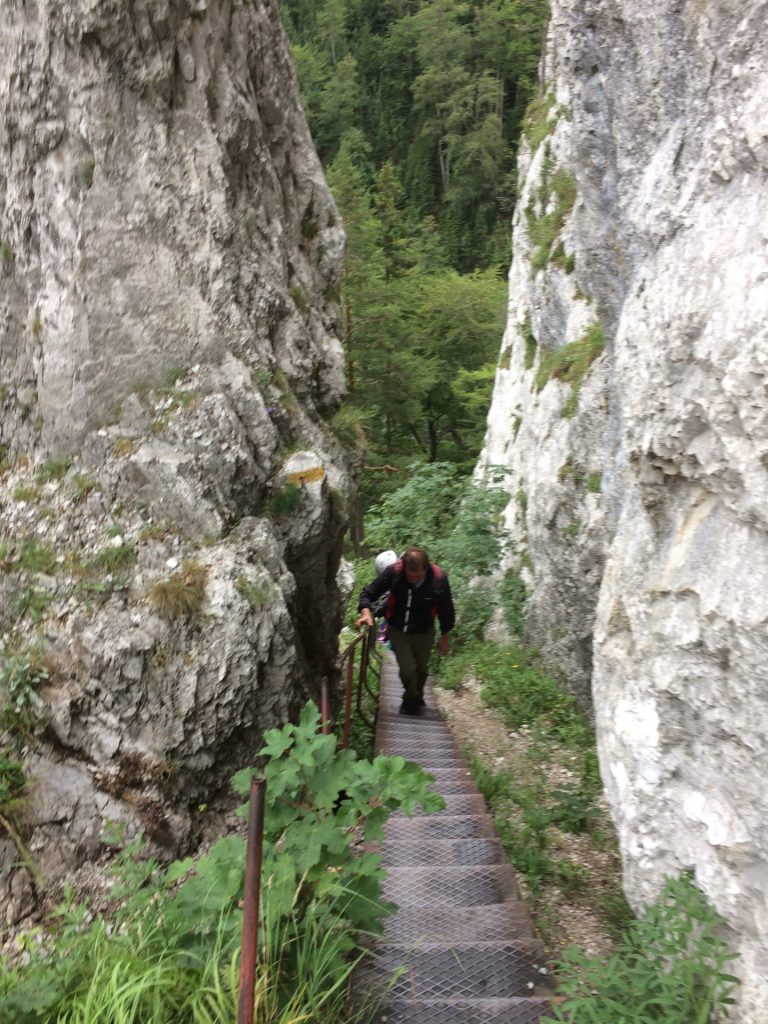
[479,0,768,1017]
[0,0,353,928]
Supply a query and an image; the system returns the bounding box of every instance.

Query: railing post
[321,676,332,734]
[340,629,359,749]
[238,776,267,1024]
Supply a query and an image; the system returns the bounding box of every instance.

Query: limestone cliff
[0,0,351,926]
[479,0,768,1018]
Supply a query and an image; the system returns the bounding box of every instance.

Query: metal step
[390,792,488,817]
[382,864,519,907]
[383,814,497,840]
[368,997,554,1024]
[357,941,552,1000]
[360,650,555,1023]
[379,836,506,866]
[381,902,536,944]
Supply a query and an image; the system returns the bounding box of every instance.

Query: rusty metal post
[340,637,357,749]
[321,676,332,734]
[238,776,267,1024]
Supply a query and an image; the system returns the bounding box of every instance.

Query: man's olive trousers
[387,624,435,701]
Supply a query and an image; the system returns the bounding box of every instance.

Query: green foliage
[36,456,72,482]
[233,702,443,932]
[543,873,740,1023]
[12,484,40,503]
[81,159,96,187]
[0,752,26,815]
[93,543,136,573]
[283,1,550,506]
[521,90,557,151]
[526,160,577,273]
[586,471,602,493]
[499,570,527,638]
[266,482,304,517]
[1,242,13,263]
[330,403,369,447]
[11,585,53,624]
[18,538,56,575]
[535,319,605,417]
[0,703,441,1023]
[284,0,549,272]
[235,575,273,610]
[70,473,97,502]
[0,647,49,730]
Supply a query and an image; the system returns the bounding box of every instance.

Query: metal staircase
[356,650,555,1023]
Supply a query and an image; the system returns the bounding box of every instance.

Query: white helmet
[375,550,398,575]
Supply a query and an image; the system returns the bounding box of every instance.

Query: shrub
[499,570,527,638]
[0,703,443,1024]
[543,873,740,1023]
[522,91,557,151]
[149,560,209,620]
[0,648,49,730]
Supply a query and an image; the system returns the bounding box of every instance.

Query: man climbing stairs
[356,651,555,1023]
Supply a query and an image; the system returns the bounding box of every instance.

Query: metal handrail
[237,620,384,1023]
[337,620,383,747]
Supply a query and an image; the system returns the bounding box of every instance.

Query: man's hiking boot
[399,697,422,715]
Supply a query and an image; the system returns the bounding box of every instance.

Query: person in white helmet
[372,550,398,642]
[357,545,455,714]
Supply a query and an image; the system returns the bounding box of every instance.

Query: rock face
[479,0,768,1017]
[0,0,352,925]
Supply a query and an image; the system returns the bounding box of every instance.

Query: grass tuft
[149,560,209,621]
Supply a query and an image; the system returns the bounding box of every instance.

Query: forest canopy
[279,0,549,509]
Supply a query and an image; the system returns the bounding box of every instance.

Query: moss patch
[536,320,605,418]
[526,155,577,275]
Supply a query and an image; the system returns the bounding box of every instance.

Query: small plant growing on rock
[36,455,72,482]
[18,538,56,574]
[235,574,273,610]
[12,484,39,503]
[81,159,96,187]
[267,482,303,517]
[70,473,97,502]
[0,647,49,731]
[149,560,209,621]
[112,437,136,457]
[94,543,136,573]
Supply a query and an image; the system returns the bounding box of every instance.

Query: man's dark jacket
[358,563,455,635]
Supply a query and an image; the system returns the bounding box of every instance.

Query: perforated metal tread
[361,650,555,1022]
[383,813,496,839]
[357,942,551,1000]
[380,837,505,866]
[390,792,488,817]
[381,902,536,944]
[369,997,554,1024]
[383,865,519,907]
